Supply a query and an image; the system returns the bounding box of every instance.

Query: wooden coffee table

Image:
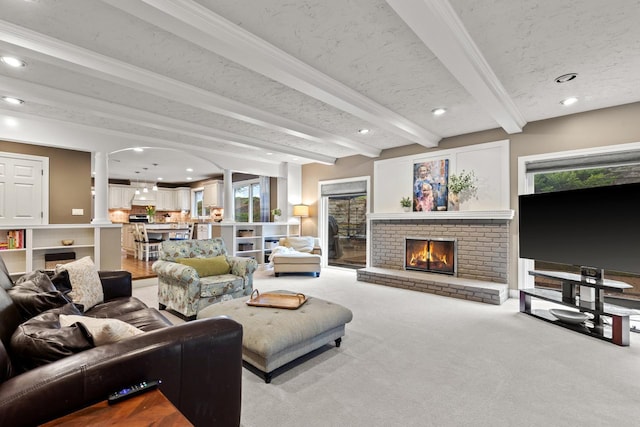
[40,389,192,426]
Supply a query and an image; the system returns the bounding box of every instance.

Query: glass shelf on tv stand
[520,270,637,346]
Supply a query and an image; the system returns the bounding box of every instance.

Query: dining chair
[135,223,163,262]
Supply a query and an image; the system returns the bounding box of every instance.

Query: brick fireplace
[357,211,513,304]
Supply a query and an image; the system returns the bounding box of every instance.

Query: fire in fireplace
[404,237,456,275]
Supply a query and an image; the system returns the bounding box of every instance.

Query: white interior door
[0,153,47,225]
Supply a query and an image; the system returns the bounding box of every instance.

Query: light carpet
[133,266,640,427]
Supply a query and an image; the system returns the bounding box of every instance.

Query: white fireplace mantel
[368,210,515,221]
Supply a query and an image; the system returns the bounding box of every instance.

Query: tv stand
[520,270,636,346]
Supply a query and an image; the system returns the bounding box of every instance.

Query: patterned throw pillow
[59,315,143,346]
[56,256,104,312]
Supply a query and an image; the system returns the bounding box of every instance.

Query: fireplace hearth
[405,237,456,275]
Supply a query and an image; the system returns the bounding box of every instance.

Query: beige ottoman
[197,291,353,383]
[272,252,322,277]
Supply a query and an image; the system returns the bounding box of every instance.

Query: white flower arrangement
[448,170,477,194]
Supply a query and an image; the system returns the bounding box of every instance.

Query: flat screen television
[518,182,640,275]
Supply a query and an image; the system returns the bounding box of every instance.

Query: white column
[277,162,289,223]
[91,151,111,224]
[287,163,302,223]
[221,169,234,223]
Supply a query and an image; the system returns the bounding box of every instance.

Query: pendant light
[134,171,141,195]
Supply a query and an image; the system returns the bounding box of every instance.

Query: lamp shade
[292,204,309,217]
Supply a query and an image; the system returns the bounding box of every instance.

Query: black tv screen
[518,182,640,275]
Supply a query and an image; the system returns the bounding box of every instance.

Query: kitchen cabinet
[121,224,137,258]
[195,223,212,239]
[108,185,135,209]
[155,189,177,211]
[203,181,223,207]
[176,188,191,211]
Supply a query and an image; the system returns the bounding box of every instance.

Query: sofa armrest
[0,316,243,427]
[152,260,199,282]
[98,270,132,301]
[227,256,258,278]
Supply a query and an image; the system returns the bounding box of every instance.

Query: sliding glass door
[327,195,367,268]
[319,177,370,270]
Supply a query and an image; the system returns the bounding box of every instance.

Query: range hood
[130,184,156,206]
[131,193,156,206]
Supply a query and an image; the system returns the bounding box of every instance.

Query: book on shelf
[1,230,25,250]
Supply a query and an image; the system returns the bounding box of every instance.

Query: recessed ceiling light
[560,97,578,106]
[555,73,578,84]
[1,56,26,68]
[186,177,193,181]
[2,96,24,105]
[432,107,447,116]
[358,129,370,134]
[133,147,144,152]
[266,152,273,156]
[157,177,163,181]
[186,168,193,172]
[4,118,18,127]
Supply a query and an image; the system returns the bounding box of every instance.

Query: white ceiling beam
[0,19,380,158]
[0,106,282,176]
[0,75,337,165]
[386,0,526,134]
[103,0,441,148]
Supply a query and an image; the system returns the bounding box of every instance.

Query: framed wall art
[413,159,449,211]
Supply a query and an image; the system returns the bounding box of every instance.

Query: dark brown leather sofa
[0,257,243,427]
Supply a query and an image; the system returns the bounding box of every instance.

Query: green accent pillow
[176,256,231,277]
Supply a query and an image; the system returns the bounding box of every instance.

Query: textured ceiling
[0,0,639,183]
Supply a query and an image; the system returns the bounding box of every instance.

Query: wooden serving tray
[246,289,307,309]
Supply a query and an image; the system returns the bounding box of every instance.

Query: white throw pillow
[56,256,104,312]
[285,236,315,253]
[59,315,144,346]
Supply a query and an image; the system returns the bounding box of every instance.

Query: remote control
[107,380,161,405]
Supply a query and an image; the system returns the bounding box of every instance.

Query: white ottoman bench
[197,290,353,383]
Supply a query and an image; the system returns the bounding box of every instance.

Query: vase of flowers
[400,197,412,212]
[145,205,156,223]
[447,170,477,211]
[272,208,282,222]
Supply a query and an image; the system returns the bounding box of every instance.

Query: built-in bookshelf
[0,229,26,250]
[0,224,121,277]
[211,222,300,264]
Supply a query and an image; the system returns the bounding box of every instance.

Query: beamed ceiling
[0,0,639,183]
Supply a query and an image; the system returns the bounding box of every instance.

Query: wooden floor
[120,253,156,280]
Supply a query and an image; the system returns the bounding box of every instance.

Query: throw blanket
[268,246,305,264]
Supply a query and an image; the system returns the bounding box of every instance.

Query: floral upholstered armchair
[152,238,258,320]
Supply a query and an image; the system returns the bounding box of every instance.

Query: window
[191,188,210,219]
[533,165,639,194]
[233,181,261,222]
